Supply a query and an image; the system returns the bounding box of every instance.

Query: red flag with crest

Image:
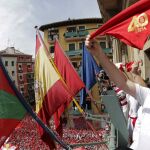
[91,0,150,50]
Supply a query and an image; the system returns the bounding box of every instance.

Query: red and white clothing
[134,84,150,150]
[126,94,140,138]
[113,86,128,120]
[130,106,143,150]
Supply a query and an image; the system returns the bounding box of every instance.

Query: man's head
[131,61,140,75]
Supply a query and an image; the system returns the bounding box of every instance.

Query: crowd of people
[2,114,109,150]
[85,35,150,150]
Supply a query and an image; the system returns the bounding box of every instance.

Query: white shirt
[126,94,140,140]
[130,106,142,149]
[135,84,150,150]
[126,94,139,118]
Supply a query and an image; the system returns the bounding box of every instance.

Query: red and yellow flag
[35,32,72,148]
[53,40,85,136]
[91,0,150,50]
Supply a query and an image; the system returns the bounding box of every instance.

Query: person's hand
[85,34,102,57]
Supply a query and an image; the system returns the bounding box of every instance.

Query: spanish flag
[53,40,85,136]
[35,32,72,148]
[91,0,150,50]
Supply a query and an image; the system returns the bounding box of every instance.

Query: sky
[0,0,101,56]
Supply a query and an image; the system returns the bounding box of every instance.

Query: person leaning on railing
[85,35,150,150]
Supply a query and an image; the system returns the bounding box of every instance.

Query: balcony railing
[103,48,112,54]
[65,50,82,57]
[64,31,89,39]
[78,31,89,37]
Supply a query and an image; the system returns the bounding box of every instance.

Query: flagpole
[0,45,71,150]
[35,28,104,141]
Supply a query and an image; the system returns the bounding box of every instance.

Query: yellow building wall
[43,23,102,51]
[42,21,106,116]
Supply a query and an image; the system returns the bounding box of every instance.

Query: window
[67,26,76,32]
[12,71,15,76]
[20,86,24,95]
[72,62,78,68]
[79,42,83,50]
[27,64,31,68]
[79,26,85,31]
[5,61,8,66]
[18,64,22,71]
[11,61,14,66]
[48,29,59,41]
[49,46,54,53]
[27,74,31,79]
[20,87,24,92]
[100,42,106,49]
[19,75,23,80]
[69,43,75,51]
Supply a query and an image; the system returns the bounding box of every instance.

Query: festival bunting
[54,39,85,136]
[91,0,150,50]
[35,32,72,148]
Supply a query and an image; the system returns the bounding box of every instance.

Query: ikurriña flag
[91,0,150,50]
[0,57,26,147]
[54,39,85,136]
[35,32,72,148]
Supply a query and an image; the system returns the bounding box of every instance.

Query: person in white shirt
[126,94,139,141]
[126,62,147,147]
[130,106,143,149]
[85,35,150,150]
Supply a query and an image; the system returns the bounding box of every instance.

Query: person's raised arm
[85,35,136,97]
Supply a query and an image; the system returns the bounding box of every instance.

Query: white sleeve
[135,84,150,106]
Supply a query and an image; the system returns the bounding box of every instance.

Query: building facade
[39,18,112,112]
[40,18,112,63]
[0,47,35,105]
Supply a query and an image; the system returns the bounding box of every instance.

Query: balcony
[27,67,32,72]
[48,34,59,44]
[64,31,89,41]
[78,31,89,37]
[103,48,112,54]
[65,50,82,57]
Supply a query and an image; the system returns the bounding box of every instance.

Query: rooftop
[39,18,103,31]
[0,47,31,56]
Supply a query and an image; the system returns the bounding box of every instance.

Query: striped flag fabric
[35,31,72,148]
[54,39,85,136]
[0,57,26,147]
